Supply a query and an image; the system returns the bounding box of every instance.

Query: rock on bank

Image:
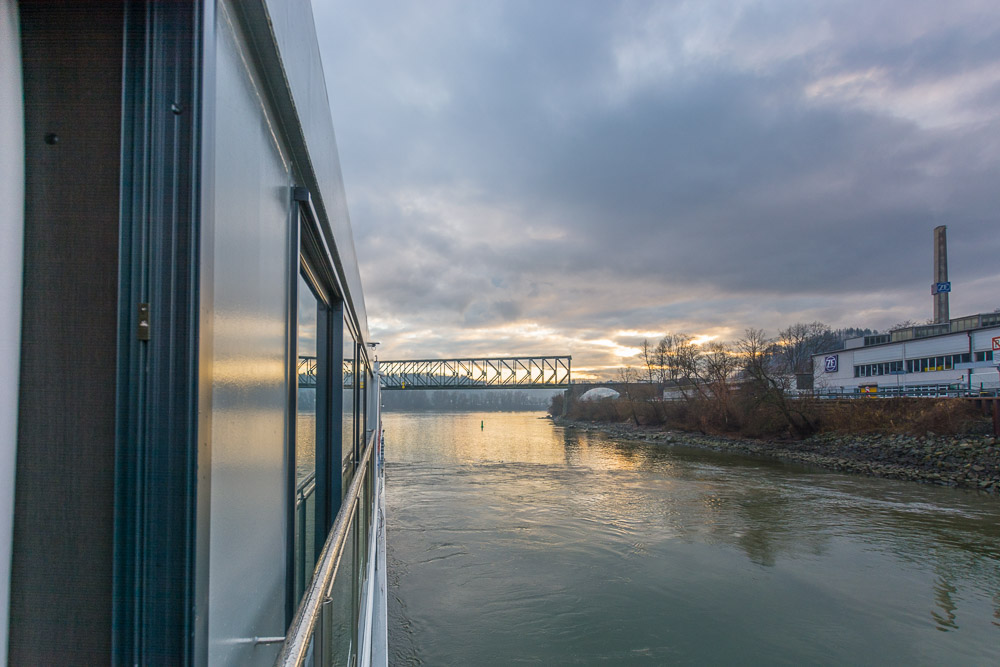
[555,418,1000,494]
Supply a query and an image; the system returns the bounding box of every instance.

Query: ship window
[294,268,324,604]
[343,322,357,483]
[289,191,339,623]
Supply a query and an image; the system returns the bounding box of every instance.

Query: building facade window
[868,352,974,375]
[854,353,975,377]
[854,360,904,377]
[864,334,891,346]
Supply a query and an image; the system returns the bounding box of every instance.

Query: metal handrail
[295,471,317,509]
[275,431,377,667]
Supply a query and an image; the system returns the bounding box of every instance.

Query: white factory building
[811,312,1000,396]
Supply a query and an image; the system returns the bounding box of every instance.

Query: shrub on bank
[550,391,991,439]
[814,398,986,436]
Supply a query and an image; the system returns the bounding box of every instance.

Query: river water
[384,411,1000,665]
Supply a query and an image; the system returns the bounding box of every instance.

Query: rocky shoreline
[555,418,1000,494]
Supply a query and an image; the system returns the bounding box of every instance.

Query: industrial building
[812,313,1000,396]
[811,226,999,397]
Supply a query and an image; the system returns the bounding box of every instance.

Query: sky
[312,0,1000,378]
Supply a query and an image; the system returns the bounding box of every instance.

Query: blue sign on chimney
[932,282,951,294]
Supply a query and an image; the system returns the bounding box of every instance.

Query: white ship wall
[0,1,23,659]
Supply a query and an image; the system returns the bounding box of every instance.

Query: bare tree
[654,337,669,384]
[698,340,739,426]
[737,328,815,438]
[655,333,695,383]
[640,339,657,385]
[616,365,641,426]
[776,321,835,374]
[648,332,716,401]
[676,336,701,383]
[701,341,738,390]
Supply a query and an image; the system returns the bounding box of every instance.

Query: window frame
[286,187,346,624]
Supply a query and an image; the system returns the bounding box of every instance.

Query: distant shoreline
[555,418,1000,495]
[382,407,549,413]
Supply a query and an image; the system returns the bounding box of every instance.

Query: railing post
[312,598,326,667]
[298,491,306,598]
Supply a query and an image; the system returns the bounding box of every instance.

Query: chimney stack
[932,225,949,324]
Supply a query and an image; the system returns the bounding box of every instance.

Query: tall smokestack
[933,225,949,323]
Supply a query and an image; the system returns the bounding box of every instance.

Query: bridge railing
[297,356,353,389]
[379,356,571,390]
[298,356,318,388]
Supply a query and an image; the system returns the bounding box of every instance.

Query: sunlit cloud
[613,329,666,339]
[691,334,719,346]
[586,339,642,359]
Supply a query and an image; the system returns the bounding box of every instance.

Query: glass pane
[343,319,356,478]
[295,272,320,600]
[360,370,367,449]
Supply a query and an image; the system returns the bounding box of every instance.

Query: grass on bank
[550,392,991,440]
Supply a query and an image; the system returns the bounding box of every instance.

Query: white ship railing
[275,423,386,667]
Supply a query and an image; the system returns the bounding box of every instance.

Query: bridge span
[379,356,571,390]
[298,355,571,389]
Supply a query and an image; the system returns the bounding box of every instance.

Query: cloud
[314,0,1000,374]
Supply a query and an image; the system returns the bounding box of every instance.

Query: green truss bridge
[298,355,572,389]
[379,356,571,390]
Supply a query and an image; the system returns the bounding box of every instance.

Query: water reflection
[386,411,1000,665]
[933,575,959,632]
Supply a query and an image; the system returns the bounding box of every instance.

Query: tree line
[634,322,873,385]
[564,322,880,439]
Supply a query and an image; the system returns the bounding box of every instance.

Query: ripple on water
[385,412,1000,665]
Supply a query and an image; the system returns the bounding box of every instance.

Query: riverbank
[555,418,1000,494]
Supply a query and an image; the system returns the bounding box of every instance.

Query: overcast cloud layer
[313,0,1000,377]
